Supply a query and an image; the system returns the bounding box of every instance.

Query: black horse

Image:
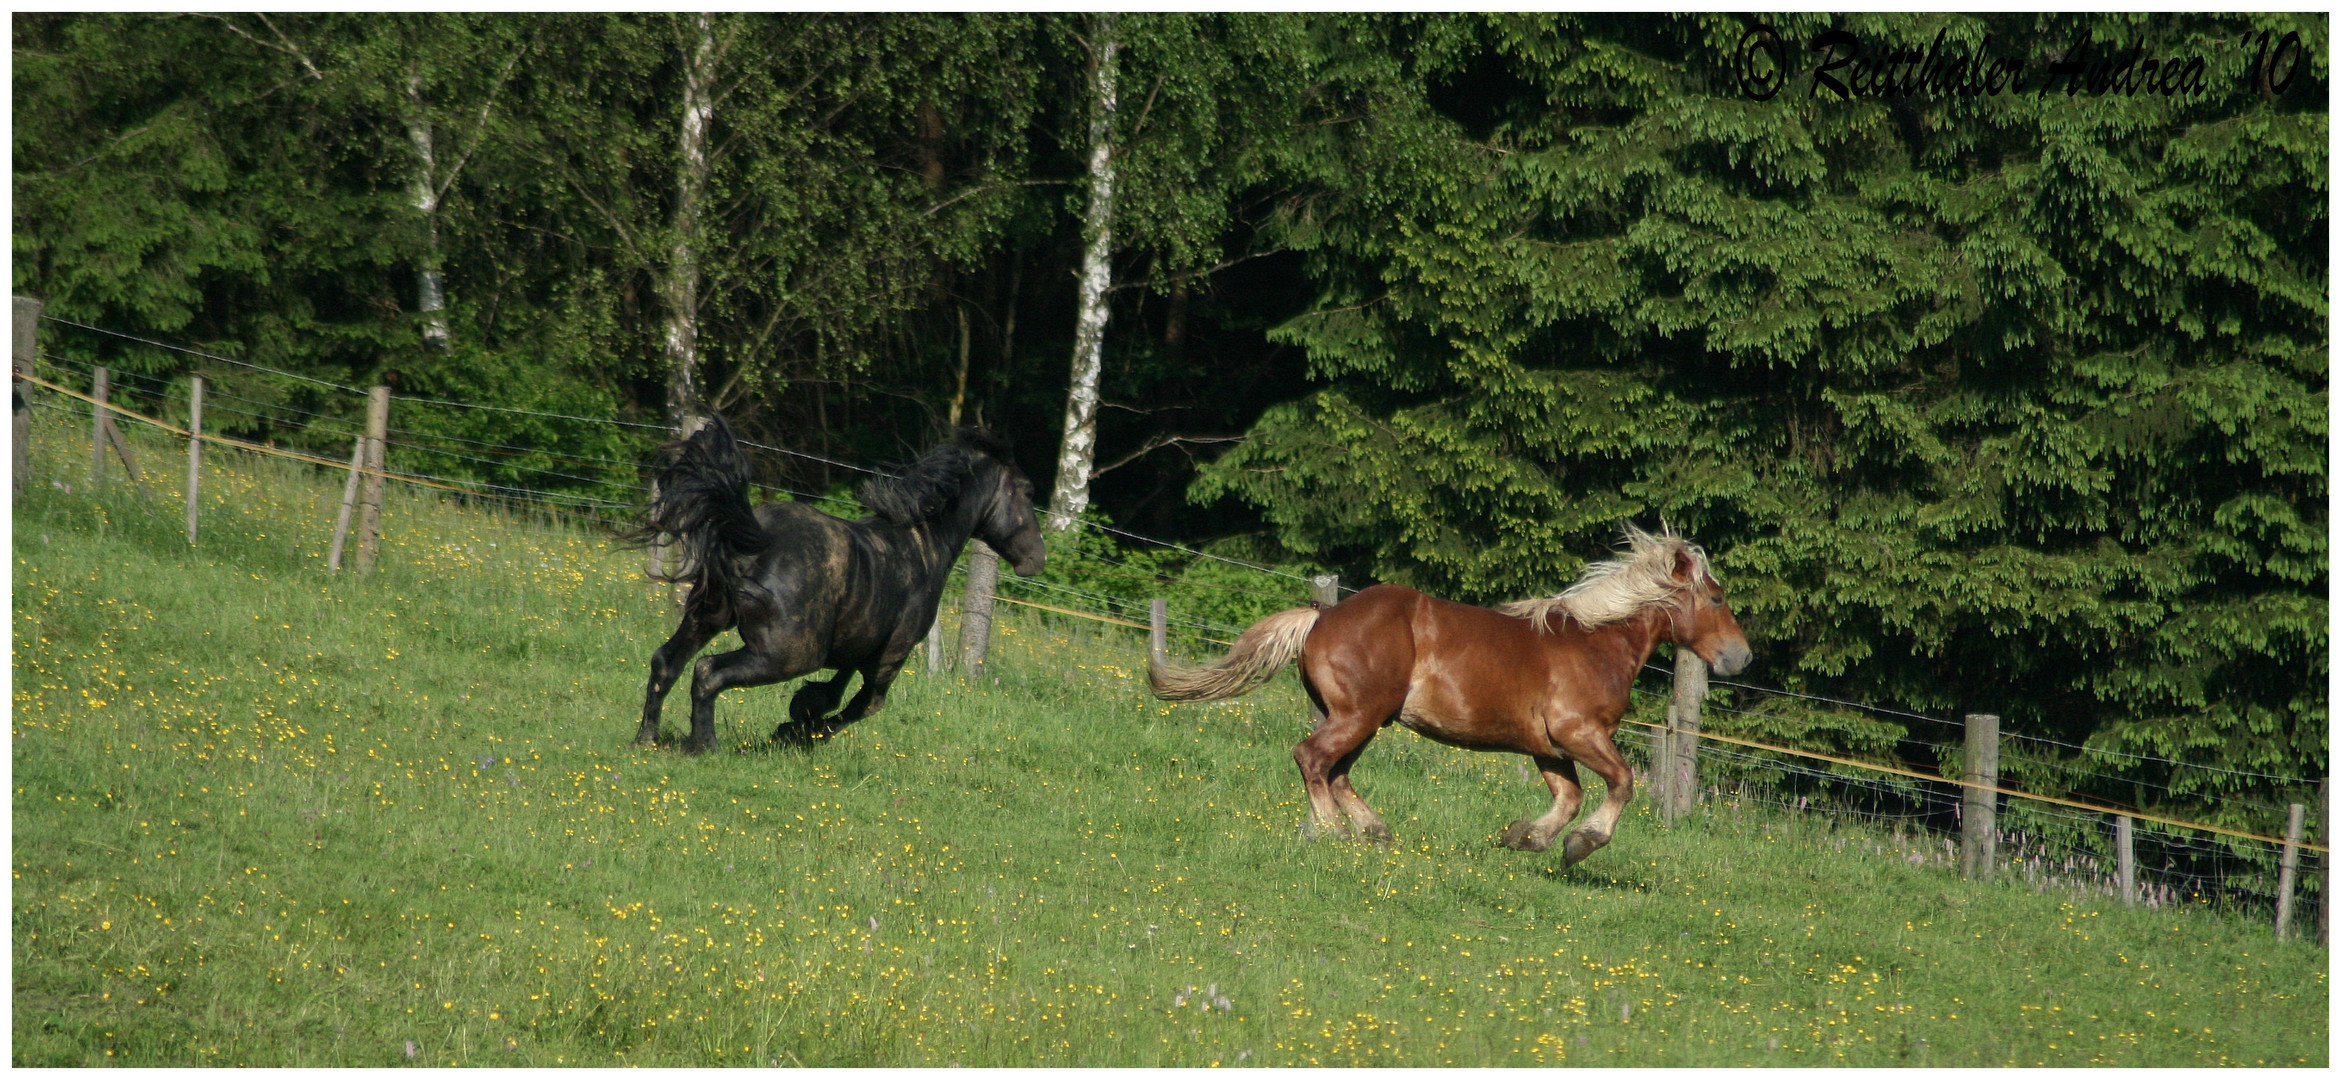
[622,415,1046,753]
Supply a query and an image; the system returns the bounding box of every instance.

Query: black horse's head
[858,429,1046,577]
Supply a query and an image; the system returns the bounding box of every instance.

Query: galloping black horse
[623,415,1046,752]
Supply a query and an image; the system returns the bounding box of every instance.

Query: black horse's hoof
[679,737,715,756]
[771,721,834,746]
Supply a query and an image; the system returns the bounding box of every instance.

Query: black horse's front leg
[639,609,722,749]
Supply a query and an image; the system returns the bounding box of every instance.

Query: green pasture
[11,426,2327,1066]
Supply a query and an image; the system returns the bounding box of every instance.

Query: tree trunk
[1047,12,1119,533]
[405,70,452,351]
[662,12,719,430]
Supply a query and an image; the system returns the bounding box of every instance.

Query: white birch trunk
[405,72,451,350]
[663,12,718,430]
[1047,13,1119,533]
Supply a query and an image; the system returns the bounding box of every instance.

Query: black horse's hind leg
[685,646,809,755]
[837,660,906,722]
[775,660,904,743]
[638,607,725,749]
[787,672,854,727]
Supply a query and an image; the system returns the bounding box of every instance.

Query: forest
[11,13,2328,835]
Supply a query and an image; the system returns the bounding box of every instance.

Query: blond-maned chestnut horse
[1148,525,1750,867]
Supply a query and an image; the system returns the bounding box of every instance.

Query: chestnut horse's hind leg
[1496,754,1583,853]
[1293,712,1385,841]
[638,609,725,749]
[1550,727,1635,867]
[1329,740,1392,845]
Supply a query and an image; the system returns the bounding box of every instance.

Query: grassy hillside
[11,422,2328,1066]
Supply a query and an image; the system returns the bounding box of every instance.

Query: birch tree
[381,18,526,352]
[1046,12,1120,532]
[661,12,721,429]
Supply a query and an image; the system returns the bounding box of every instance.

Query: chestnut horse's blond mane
[1496,524,1712,632]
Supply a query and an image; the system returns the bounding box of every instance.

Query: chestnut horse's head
[1658,538,1751,677]
[1498,523,1750,676]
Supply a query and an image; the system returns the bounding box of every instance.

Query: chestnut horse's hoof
[1355,821,1396,847]
[1497,820,1552,852]
[1560,829,1605,867]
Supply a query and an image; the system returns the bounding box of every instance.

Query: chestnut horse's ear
[1670,549,1697,583]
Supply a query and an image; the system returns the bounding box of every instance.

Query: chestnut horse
[1148,525,1749,866]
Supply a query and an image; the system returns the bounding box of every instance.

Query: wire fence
[17,314,2328,933]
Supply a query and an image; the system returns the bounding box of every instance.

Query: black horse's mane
[857,428,1014,525]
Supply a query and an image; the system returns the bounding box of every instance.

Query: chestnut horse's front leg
[1496,754,1583,853]
[1548,726,1634,866]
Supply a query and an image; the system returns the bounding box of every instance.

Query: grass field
[10,420,2328,1066]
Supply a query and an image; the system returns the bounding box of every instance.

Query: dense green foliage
[12,14,2325,856]
[1197,14,2329,837]
[12,426,2326,1066]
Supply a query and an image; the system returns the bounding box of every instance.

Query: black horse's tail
[619,415,769,601]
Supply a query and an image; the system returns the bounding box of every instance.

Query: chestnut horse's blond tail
[1148,607,1321,702]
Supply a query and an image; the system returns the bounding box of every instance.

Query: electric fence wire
[39,315,366,394]
[995,574,1258,639]
[40,352,375,442]
[384,435,638,496]
[38,317,1325,595]
[1639,656,2325,793]
[25,396,2317,917]
[29,316,2329,848]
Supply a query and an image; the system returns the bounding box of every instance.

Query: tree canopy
[13,13,2327,834]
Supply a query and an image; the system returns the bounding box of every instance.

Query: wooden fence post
[2116,814,2137,906]
[352,386,391,574]
[959,540,1000,676]
[184,375,203,544]
[1305,575,1339,722]
[13,296,37,497]
[88,365,108,486]
[1664,652,1709,824]
[2303,777,2322,946]
[1960,712,2000,881]
[2275,802,2304,941]
[1148,598,1167,670]
[327,436,364,570]
[925,610,943,677]
[82,365,150,493]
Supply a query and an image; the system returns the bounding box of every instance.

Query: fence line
[24,316,2326,872]
[36,315,1329,592]
[1607,703,2323,853]
[1638,657,2326,791]
[24,373,489,499]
